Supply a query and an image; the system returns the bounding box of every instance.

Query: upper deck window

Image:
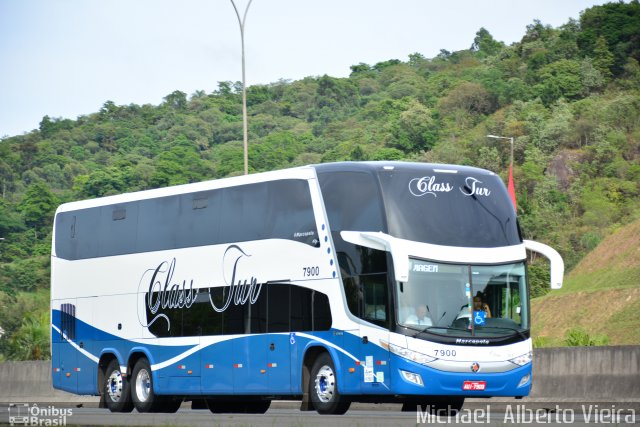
[54,179,318,260]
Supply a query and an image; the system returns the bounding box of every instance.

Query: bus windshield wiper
[475,325,527,339]
[408,325,469,338]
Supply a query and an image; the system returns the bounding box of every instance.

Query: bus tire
[131,358,158,413]
[104,359,134,413]
[309,352,350,415]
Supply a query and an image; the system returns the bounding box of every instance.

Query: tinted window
[220,183,269,243]
[318,172,385,232]
[98,204,137,257]
[268,284,290,333]
[249,289,267,334]
[145,284,331,338]
[55,209,100,260]
[378,169,520,247]
[291,286,313,331]
[177,191,222,249]
[333,234,390,327]
[313,292,332,331]
[220,180,318,246]
[137,196,179,252]
[54,179,318,260]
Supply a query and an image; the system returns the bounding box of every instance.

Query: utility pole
[230,0,253,175]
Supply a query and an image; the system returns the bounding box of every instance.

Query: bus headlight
[508,351,532,366]
[381,340,436,365]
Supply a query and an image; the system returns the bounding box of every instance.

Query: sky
[0,0,611,138]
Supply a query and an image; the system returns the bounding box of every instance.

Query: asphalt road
[1,401,638,426]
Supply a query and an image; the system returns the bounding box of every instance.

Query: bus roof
[312,161,497,177]
[54,161,498,215]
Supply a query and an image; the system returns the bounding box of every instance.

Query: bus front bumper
[392,356,532,397]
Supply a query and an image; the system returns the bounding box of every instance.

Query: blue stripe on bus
[52,309,530,397]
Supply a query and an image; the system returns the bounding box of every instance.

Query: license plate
[462,380,486,391]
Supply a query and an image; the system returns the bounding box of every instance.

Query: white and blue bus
[51,161,563,415]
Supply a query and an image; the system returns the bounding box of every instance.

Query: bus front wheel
[104,359,134,413]
[309,353,351,415]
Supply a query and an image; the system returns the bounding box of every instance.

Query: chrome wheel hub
[135,368,151,402]
[107,370,123,402]
[314,365,335,403]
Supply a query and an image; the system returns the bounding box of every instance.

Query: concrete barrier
[0,346,638,402]
[0,360,97,403]
[530,345,640,399]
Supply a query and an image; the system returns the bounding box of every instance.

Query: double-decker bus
[51,161,563,415]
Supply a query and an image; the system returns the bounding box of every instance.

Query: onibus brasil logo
[8,403,72,426]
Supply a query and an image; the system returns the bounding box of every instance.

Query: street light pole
[230,0,253,175]
[486,134,514,169]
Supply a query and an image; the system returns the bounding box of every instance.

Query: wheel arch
[97,352,120,398]
[301,344,346,397]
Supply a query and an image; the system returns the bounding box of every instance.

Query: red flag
[507,165,517,210]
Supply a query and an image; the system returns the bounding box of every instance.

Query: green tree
[578,0,640,75]
[389,100,438,152]
[536,60,583,105]
[18,182,58,230]
[471,27,504,57]
[0,200,25,236]
[592,36,614,80]
[163,90,188,109]
[6,312,50,360]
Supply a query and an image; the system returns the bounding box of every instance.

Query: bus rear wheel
[309,353,351,415]
[131,358,155,412]
[130,358,182,413]
[104,359,134,413]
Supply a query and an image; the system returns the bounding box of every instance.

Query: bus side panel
[201,338,234,394]
[76,297,97,395]
[53,299,77,393]
[267,333,292,393]
[232,335,268,393]
[51,308,62,390]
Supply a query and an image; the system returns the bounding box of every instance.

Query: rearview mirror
[523,240,564,289]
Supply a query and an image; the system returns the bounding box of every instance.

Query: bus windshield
[377,168,520,248]
[396,259,528,338]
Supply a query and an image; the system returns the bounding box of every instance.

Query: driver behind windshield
[404,304,433,326]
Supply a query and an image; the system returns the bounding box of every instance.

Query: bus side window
[312,291,332,331]
[268,285,290,333]
[291,286,313,331]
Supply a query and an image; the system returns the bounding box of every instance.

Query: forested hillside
[0,1,639,359]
